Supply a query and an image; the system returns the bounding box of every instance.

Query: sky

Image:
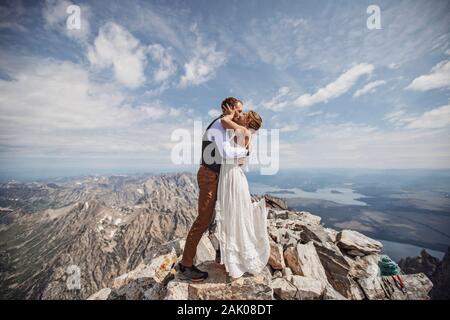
[0,0,449,179]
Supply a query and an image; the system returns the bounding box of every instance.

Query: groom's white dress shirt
[206,118,248,160]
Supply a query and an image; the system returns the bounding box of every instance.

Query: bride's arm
[221,106,250,148]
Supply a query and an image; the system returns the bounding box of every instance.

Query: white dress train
[214,162,270,279]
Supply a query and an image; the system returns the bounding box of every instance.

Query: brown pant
[181,165,219,267]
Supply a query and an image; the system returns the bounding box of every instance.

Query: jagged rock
[268,239,285,270]
[284,247,301,275]
[264,195,288,210]
[298,242,330,287]
[283,241,330,293]
[337,230,382,256]
[355,254,384,299]
[273,271,283,278]
[111,278,162,300]
[87,288,112,300]
[296,223,333,244]
[164,280,189,300]
[348,278,365,300]
[288,275,325,299]
[145,238,185,260]
[113,249,177,288]
[324,228,338,243]
[279,228,302,249]
[314,241,352,298]
[272,277,297,300]
[430,247,450,299]
[296,211,322,225]
[185,262,272,300]
[381,273,433,300]
[193,235,216,265]
[1,173,199,300]
[346,254,380,279]
[323,284,348,300]
[268,225,280,242]
[398,249,440,279]
[283,267,292,278]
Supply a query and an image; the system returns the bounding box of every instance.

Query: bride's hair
[247,110,262,131]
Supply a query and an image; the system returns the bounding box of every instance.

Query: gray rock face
[337,230,383,256]
[1,173,198,300]
[288,275,325,300]
[381,273,433,300]
[314,241,352,298]
[182,262,273,300]
[268,239,285,270]
[84,196,436,301]
[399,248,450,299]
[272,277,297,300]
[0,177,435,301]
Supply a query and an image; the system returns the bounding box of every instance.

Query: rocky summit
[0,173,436,300]
[88,200,434,300]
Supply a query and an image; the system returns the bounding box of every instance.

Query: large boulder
[354,254,385,299]
[268,239,286,270]
[87,288,112,300]
[272,277,297,300]
[323,284,348,300]
[183,262,273,300]
[337,230,382,256]
[288,275,324,300]
[283,242,329,285]
[113,249,177,288]
[314,241,352,298]
[264,195,288,210]
[381,273,433,300]
[295,223,333,244]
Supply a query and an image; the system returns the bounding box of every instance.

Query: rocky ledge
[88,199,433,300]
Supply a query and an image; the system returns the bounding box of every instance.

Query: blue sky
[0,0,449,178]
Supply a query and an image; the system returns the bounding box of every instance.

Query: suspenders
[201,115,224,173]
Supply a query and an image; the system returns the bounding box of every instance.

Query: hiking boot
[177,263,208,282]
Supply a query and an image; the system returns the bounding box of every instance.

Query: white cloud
[208,109,221,118]
[405,104,450,129]
[384,104,450,129]
[262,86,290,112]
[280,122,450,169]
[87,22,147,88]
[43,0,91,42]
[353,80,386,98]
[388,63,400,70]
[294,63,374,108]
[383,110,411,127]
[406,60,450,91]
[0,57,183,160]
[279,123,299,132]
[179,25,226,88]
[146,44,177,83]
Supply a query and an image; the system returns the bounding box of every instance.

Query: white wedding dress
[214,157,270,279]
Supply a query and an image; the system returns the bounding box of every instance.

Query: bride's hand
[222,103,236,119]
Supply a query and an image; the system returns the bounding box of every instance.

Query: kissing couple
[178,97,270,281]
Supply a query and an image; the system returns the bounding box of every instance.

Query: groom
[178,97,248,281]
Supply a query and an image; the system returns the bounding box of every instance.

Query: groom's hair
[221,97,242,111]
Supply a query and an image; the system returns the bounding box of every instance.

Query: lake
[249,182,368,206]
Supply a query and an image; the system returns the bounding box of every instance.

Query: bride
[214,105,270,279]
